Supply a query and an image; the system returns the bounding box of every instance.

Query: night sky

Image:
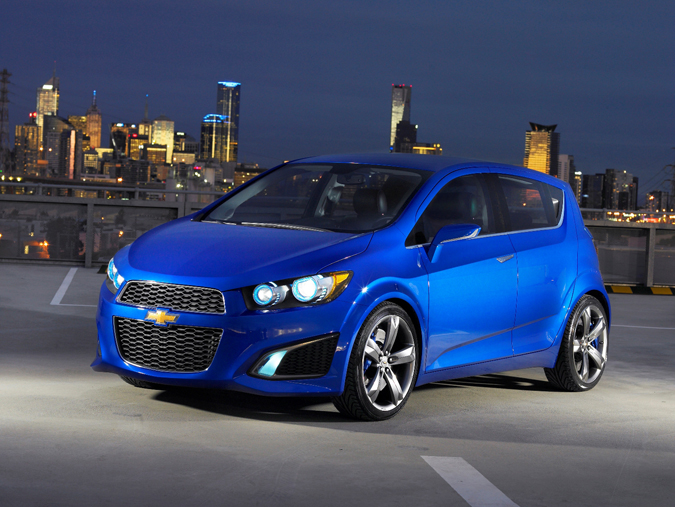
[2,0,673,192]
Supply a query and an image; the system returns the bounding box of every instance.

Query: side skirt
[415,347,558,387]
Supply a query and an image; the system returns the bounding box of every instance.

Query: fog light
[255,350,287,377]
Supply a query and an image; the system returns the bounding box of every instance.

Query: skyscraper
[86,91,102,149]
[216,82,240,163]
[36,73,60,137]
[200,114,226,161]
[393,120,417,153]
[139,95,152,139]
[523,123,560,176]
[43,115,82,178]
[581,174,605,209]
[390,84,412,149]
[604,169,638,210]
[14,112,41,175]
[572,170,583,205]
[151,115,174,163]
[109,123,136,158]
[557,154,574,183]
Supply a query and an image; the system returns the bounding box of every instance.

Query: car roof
[288,152,567,187]
[289,152,471,172]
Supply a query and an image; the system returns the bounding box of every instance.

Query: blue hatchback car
[93,153,610,420]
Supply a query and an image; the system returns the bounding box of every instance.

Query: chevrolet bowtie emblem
[144,309,179,326]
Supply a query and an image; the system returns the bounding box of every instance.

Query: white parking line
[422,456,519,507]
[613,324,675,330]
[50,268,97,307]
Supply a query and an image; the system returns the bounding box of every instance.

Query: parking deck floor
[1,263,674,506]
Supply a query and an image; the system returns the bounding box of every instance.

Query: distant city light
[218,81,241,87]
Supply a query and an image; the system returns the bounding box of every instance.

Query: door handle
[496,254,514,263]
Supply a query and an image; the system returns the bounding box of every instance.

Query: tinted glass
[203,163,430,233]
[407,174,494,245]
[498,175,563,231]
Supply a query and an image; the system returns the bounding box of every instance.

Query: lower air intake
[275,334,340,378]
[114,317,223,373]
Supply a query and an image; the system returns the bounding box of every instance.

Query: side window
[406,174,494,246]
[497,175,563,231]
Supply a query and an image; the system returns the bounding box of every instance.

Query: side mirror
[427,223,481,262]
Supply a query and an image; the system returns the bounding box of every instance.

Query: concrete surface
[0,263,673,506]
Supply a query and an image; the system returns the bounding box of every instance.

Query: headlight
[253,282,287,306]
[247,271,352,310]
[106,258,125,292]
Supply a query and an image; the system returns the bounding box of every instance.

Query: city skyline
[1,1,673,188]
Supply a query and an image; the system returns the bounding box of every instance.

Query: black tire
[545,295,609,391]
[332,302,419,421]
[119,375,171,390]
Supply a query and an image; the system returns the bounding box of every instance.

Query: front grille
[275,335,339,378]
[118,281,225,314]
[114,317,223,373]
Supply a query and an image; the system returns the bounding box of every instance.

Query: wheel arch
[387,297,424,356]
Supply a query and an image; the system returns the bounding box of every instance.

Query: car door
[493,172,578,355]
[407,171,518,372]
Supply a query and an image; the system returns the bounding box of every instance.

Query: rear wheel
[333,302,419,421]
[119,375,171,390]
[545,295,608,391]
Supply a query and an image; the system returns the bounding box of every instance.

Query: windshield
[202,163,431,233]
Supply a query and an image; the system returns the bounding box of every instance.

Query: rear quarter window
[497,175,564,231]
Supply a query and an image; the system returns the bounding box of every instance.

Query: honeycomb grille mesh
[118,281,225,314]
[275,335,339,377]
[114,317,223,373]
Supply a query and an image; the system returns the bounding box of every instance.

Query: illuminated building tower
[83,149,99,175]
[390,84,412,149]
[14,112,41,175]
[604,169,638,210]
[68,115,87,133]
[557,154,574,183]
[142,144,167,165]
[109,123,137,158]
[43,115,82,178]
[86,91,102,149]
[174,132,198,154]
[523,123,560,176]
[36,72,60,138]
[139,95,152,139]
[68,115,90,151]
[127,134,148,161]
[572,171,583,205]
[151,115,174,163]
[216,82,240,162]
[200,114,226,161]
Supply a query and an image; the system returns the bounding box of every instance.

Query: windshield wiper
[241,222,330,233]
[201,219,238,225]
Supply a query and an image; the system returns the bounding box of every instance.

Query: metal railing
[2,191,675,286]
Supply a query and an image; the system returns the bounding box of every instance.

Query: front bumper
[91,281,361,396]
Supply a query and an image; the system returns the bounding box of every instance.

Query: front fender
[333,279,428,391]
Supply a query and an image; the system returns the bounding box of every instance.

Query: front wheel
[545,295,609,391]
[333,302,419,421]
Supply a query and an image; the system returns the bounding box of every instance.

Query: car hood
[121,217,372,290]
